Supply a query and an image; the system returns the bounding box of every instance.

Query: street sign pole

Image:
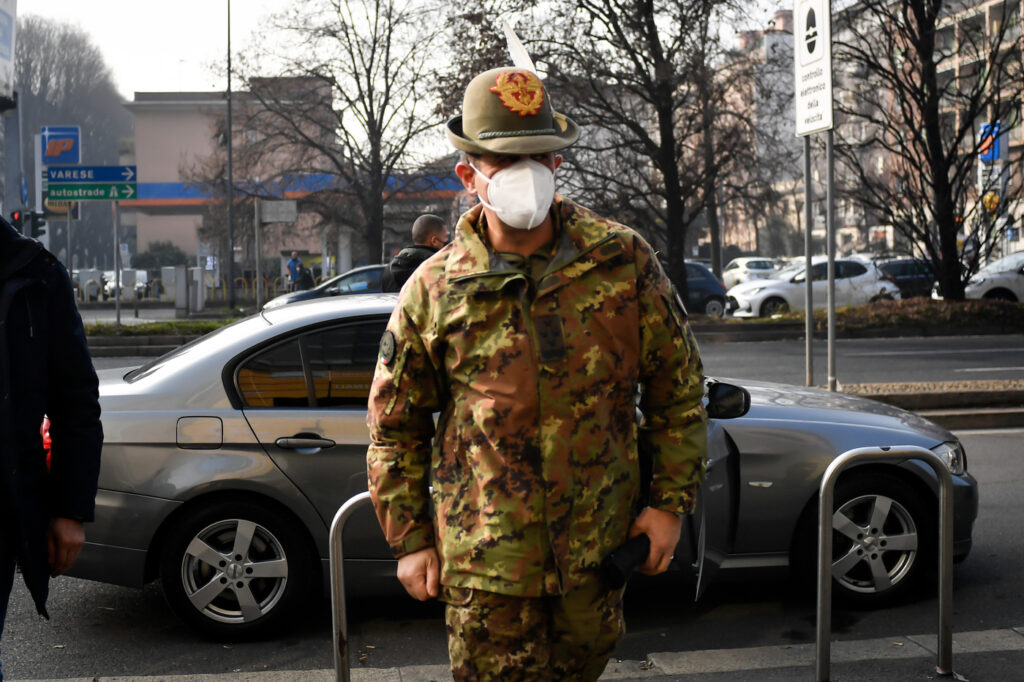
[804,136,814,387]
[113,202,121,327]
[795,0,835,390]
[826,129,836,392]
[255,200,263,310]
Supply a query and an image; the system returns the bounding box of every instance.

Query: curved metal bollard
[816,446,954,681]
[329,491,373,682]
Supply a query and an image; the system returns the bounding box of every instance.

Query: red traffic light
[9,210,23,231]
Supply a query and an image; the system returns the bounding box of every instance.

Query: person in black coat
[0,217,102,680]
[380,214,449,292]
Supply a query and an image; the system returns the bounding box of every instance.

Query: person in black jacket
[0,217,102,681]
[381,214,449,292]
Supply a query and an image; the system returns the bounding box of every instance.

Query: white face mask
[471,159,556,230]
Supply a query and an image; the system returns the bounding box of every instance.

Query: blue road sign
[979,122,1005,163]
[47,165,137,183]
[41,125,81,164]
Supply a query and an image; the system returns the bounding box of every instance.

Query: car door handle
[275,436,336,450]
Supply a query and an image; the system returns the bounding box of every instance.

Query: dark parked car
[685,261,728,317]
[262,264,385,310]
[877,258,935,298]
[73,294,977,639]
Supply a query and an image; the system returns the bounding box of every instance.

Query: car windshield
[978,251,1024,274]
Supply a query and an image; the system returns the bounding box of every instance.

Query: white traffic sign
[260,200,297,223]
[794,0,834,136]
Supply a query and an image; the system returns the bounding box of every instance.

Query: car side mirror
[705,380,750,419]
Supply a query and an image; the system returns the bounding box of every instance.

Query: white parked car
[722,257,779,290]
[727,256,901,317]
[964,251,1024,302]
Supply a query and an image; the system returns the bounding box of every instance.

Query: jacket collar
[445,197,620,290]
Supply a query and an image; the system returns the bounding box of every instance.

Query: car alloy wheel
[759,296,789,317]
[180,518,288,623]
[160,500,316,638]
[703,297,725,317]
[832,493,917,593]
[829,474,933,606]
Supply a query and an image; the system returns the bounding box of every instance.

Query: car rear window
[235,320,386,408]
[838,261,867,278]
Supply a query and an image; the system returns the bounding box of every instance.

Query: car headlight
[931,441,965,475]
[746,286,766,296]
[967,277,984,287]
[262,298,286,310]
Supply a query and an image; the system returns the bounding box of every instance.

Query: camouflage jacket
[366,197,707,597]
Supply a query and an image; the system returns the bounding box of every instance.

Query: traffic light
[9,210,23,232]
[29,211,46,239]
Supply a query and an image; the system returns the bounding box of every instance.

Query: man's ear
[455,162,477,192]
[554,154,563,171]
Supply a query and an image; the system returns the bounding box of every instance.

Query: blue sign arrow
[47,165,137,183]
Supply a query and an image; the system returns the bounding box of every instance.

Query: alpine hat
[446,67,578,155]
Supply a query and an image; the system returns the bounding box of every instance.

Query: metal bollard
[815,446,954,681]
[329,491,373,682]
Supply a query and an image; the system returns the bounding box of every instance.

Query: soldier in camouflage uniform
[367,66,707,681]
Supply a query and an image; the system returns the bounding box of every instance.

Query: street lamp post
[226,0,235,309]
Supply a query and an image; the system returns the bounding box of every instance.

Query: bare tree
[440,1,756,292]
[11,15,131,269]
[721,21,806,259]
[209,0,448,265]
[832,0,1023,299]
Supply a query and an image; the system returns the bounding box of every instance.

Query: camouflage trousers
[442,577,625,682]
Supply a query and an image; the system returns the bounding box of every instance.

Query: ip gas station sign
[40,125,81,165]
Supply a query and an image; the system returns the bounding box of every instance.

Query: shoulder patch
[379,331,396,365]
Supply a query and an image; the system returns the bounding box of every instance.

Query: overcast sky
[23,1,787,102]
[22,0,291,99]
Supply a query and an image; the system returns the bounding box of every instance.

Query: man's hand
[396,547,440,601]
[47,518,85,577]
[629,507,682,575]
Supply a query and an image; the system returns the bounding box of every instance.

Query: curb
[842,384,1024,430]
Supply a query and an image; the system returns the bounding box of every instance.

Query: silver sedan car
[72,294,977,639]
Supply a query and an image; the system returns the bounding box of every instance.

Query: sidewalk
[18,624,1024,680]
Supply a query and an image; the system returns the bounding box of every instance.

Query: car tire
[759,296,789,317]
[703,297,725,318]
[983,289,1018,302]
[794,472,934,608]
[159,499,317,640]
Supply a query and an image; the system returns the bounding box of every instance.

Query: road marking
[954,427,1024,436]
[954,366,1024,372]
[847,348,1024,356]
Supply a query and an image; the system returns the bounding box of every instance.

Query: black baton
[600,534,651,590]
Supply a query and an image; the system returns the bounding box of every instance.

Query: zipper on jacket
[517,285,568,594]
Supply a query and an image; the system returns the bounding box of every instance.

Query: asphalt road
[1,429,1019,680]
[90,333,1024,386]
[698,334,1024,386]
